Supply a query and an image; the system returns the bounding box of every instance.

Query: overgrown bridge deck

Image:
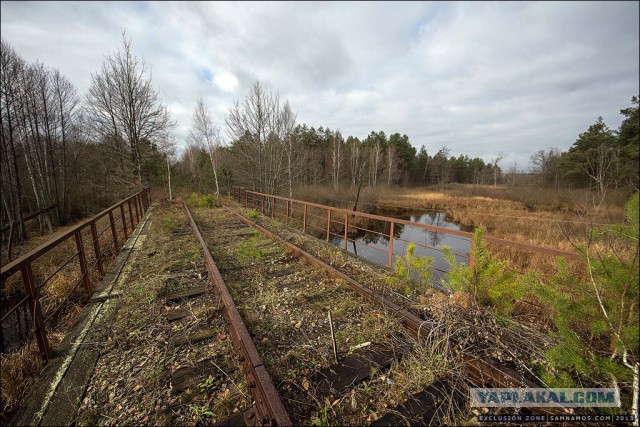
[5,195,579,426]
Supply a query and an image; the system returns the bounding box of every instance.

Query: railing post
[136,193,142,217]
[109,210,119,253]
[387,221,395,268]
[326,208,331,242]
[344,213,348,251]
[120,203,128,239]
[261,195,265,215]
[303,204,307,233]
[244,191,248,208]
[75,230,92,297]
[286,200,290,226]
[21,263,50,363]
[133,194,140,223]
[272,197,275,219]
[90,221,104,275]
[128,199,134,231]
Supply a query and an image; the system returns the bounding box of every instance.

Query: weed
[186,193,216,208]
[163,213,179,232]
[386,243,433,296]
[198,375,219,397]
[443,226,530,316]
[533,192,638,412]
[311,398,339,426]
[247,209,260,219]
[190,403,215,421]
[236,235,264,261]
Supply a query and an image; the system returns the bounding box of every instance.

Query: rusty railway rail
[225,203,570,417]
[183,203,292,427]
[1,188,151,362]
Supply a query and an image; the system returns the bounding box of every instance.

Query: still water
[330,210,473,284]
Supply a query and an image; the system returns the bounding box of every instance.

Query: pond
[329,210,473,285]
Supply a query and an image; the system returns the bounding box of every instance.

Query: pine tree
[534,192,639,416]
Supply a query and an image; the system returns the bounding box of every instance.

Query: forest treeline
[2,36,638,244]
[183,86,638,198]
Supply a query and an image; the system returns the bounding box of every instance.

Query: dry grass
[0,332,65,416]
[1,210,131,421]
[291,184,629,276]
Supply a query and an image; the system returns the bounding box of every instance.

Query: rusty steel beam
[229,208,567,414]
[1,189,148,279]
[184,204,292,427]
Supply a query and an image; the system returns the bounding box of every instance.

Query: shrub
[442,226,530,316]
[387,243,433,296]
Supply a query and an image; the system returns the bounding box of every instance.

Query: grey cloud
[1,1,637,170]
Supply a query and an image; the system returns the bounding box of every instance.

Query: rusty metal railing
[231,187,580,269]
[0,188,151,363]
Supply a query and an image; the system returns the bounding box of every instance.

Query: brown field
[292,183,631,276]
[294,183,627,248]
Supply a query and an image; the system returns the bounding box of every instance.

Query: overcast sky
[1,1,638,169]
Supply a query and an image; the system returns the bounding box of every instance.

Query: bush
[387,243,433,296]
[442,226,530,316]
[186,193,215,208]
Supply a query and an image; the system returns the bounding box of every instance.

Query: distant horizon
[1,1,638,169]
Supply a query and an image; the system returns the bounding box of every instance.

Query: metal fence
[231,187,580,272]
[0,188,151,363]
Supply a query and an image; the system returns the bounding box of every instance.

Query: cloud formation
[1,1,638,169]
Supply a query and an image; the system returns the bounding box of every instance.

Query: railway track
[184,201,570,426]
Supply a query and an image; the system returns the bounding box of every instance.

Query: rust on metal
[387,221,395,268]
[74,231,92,297]
[21,263,50,363]
[183,203,292,427]
[229,207,553,397]
[90,222,104,276]
[343,213,348,251]
[128,199,135,231]
[108,210,119,253]
[120,203,128,239]
[233,188,581,262]
[326,209,331,242]
[1,189,149,362]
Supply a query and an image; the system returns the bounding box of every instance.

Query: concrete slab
[10,208,153,427]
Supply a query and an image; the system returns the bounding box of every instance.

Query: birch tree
[226,81,295,195]
[331,130,343,190]
[189,97,221,196]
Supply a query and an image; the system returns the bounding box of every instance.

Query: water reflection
[330,210,472,283]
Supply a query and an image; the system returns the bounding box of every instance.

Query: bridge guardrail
[1,188,151,362]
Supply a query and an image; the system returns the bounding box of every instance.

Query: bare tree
[530,147,562,189]
[0,38,28,240]
[226,81,295,195]
[85,32,174,187]
[491,152,506,188]
[157,132,176,200]
[331,130,343,190]
[279,101,298,197]
[189,97,221,196]
[348,136,362,186]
